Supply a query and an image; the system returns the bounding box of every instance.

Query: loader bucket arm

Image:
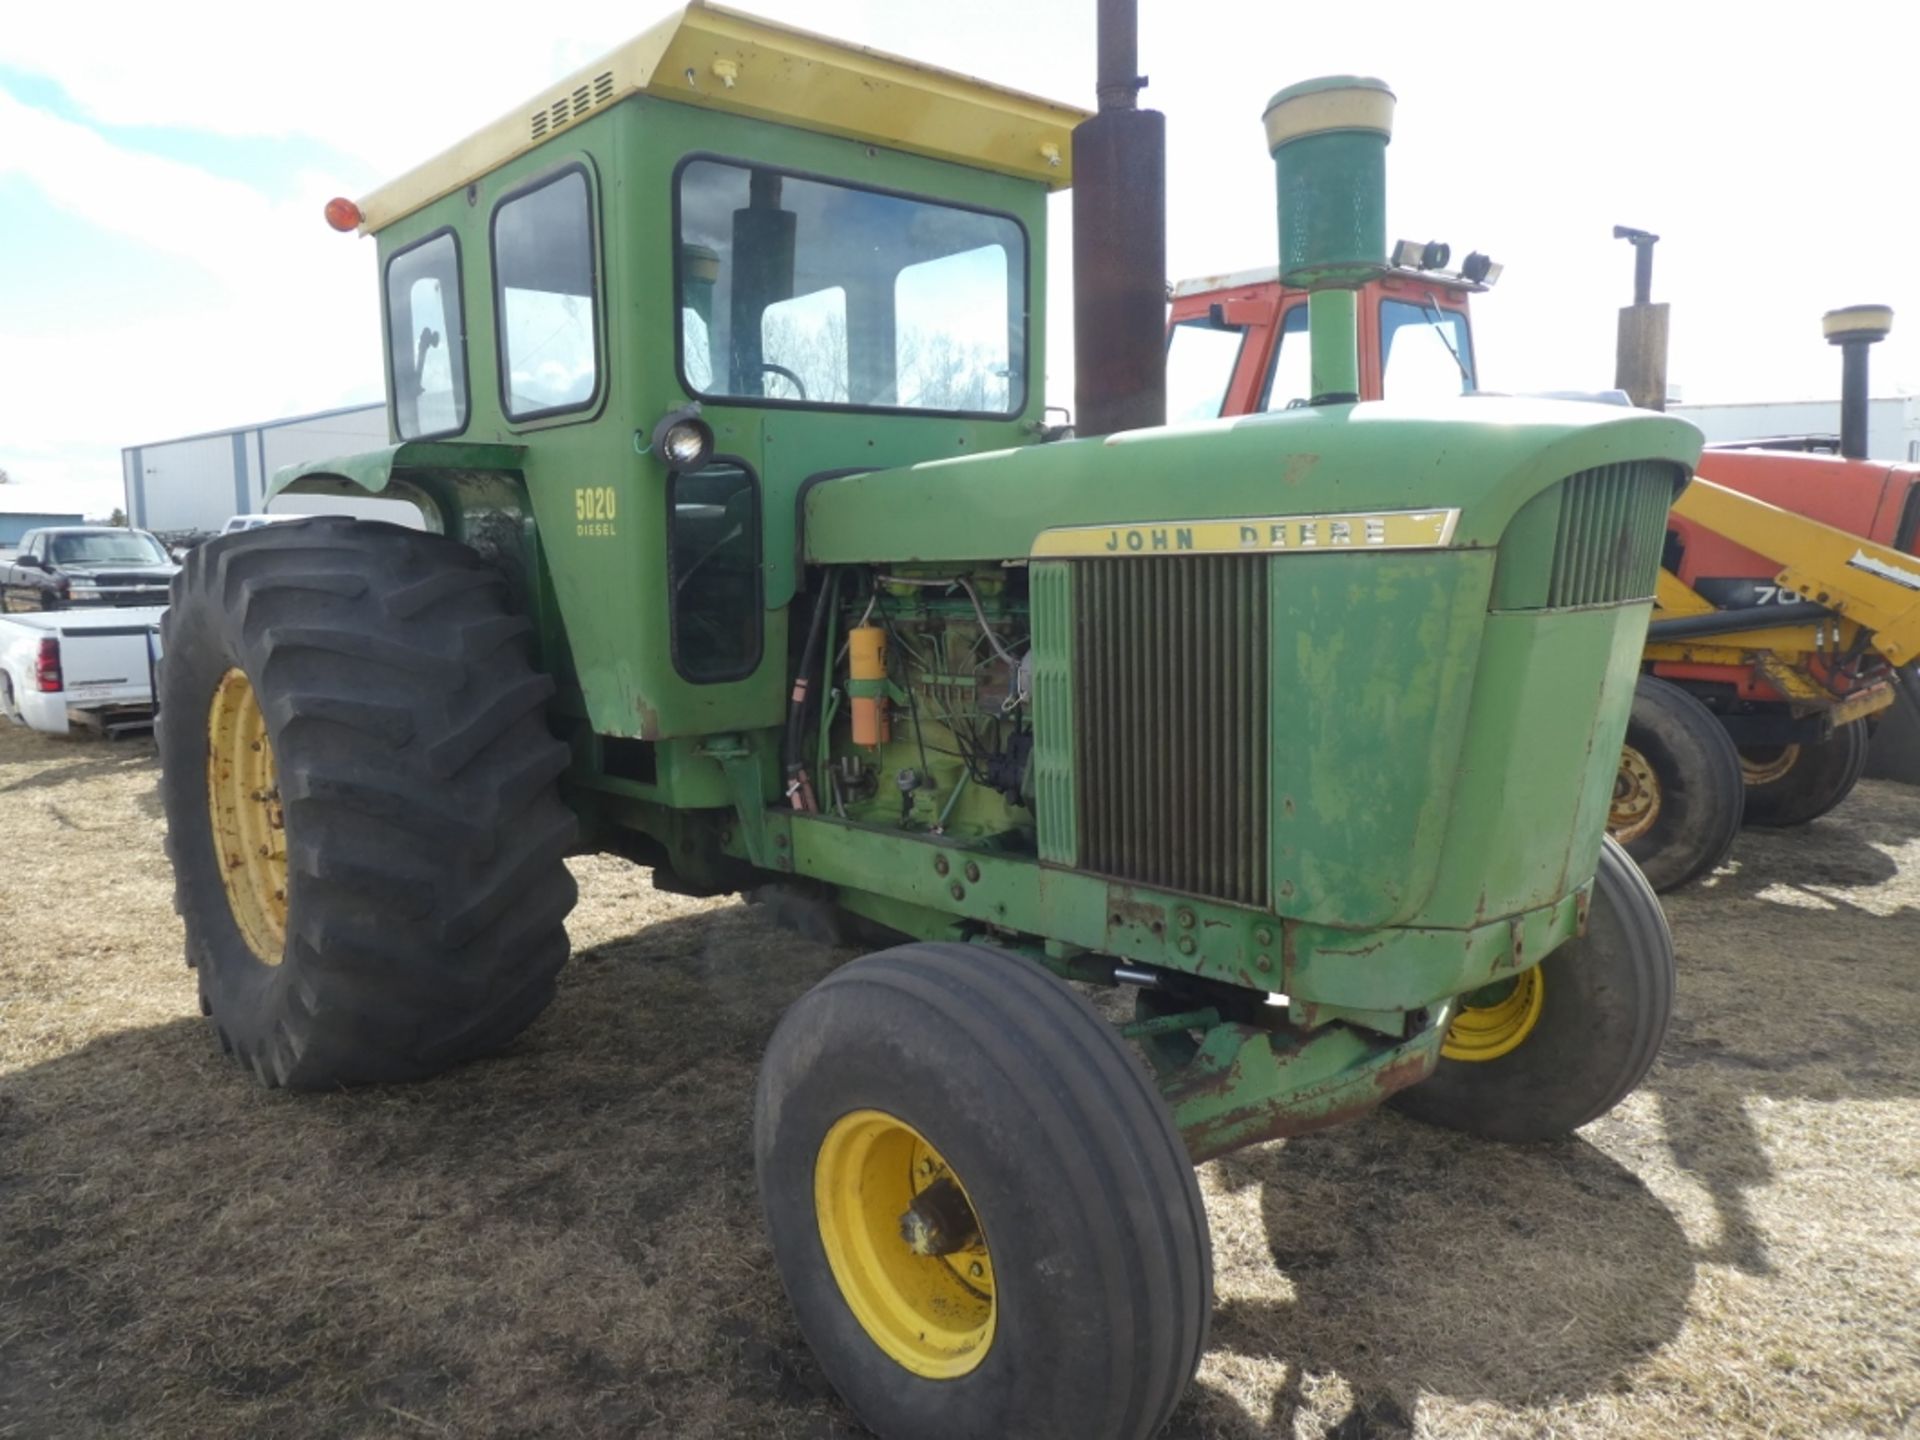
[1671,478,1920,665]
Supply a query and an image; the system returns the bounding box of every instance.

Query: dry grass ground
[1,719,1915,1439]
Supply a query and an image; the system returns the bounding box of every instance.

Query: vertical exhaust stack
[1612,226,1668,410]
[1823,305,1894,460]
[1072,0,1166,439]
[1263,77,1395,405]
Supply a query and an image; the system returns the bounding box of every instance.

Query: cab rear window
[385,231,468,440]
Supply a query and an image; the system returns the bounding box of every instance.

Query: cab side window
[493,168,601,421]
[385,231,468,440]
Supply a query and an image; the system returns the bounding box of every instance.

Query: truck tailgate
[6,606,166,702]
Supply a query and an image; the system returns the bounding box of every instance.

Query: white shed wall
[132,433,240,532]
[1670,396,1920,463]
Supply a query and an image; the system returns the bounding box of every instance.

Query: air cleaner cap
[1263,75,1395,152]
[1265,76,1395,289]
[1822,304,1894,345]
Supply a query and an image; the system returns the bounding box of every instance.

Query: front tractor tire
[1610,675,1744,892]
[754,943,1212,1440]
[1739,718,1871,828]
[1391,837,1674,1142]
[157,518,578,1088]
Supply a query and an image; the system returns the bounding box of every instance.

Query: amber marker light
[323,197,363,233]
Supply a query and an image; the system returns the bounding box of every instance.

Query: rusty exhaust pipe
[1823,304,1893,460]
[1071,0,1166,438]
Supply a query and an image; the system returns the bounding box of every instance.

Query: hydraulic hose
[784,570,837,807]
[1646,600,1830,643]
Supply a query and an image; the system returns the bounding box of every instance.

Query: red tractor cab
[1166,258,1480,419]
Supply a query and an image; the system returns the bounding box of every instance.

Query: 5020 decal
[575,486,617,537]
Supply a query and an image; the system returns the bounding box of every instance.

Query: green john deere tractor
[156,5,1701,1437]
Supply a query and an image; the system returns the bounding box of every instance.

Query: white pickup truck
[0,605,167,736]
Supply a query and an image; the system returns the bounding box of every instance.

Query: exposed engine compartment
[797,565,1037,848]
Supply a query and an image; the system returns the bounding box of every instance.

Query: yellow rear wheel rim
[1442,968,1544,1063]
[1739,744,1801,785]
[1610,745,1662,844]
[206,668,288,964]
[815,1109,995,1378]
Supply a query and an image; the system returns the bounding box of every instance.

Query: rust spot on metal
[1281,453,1320,486]
[1105,887,1167,933]
[1181,1043,1439,1163]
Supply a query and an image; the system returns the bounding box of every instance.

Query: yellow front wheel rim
[815,1110,995,1379]
[206,668,288,964]
[1442,968,1544,1063]
[1739,744,1801,786]
[1610,745,1662,844]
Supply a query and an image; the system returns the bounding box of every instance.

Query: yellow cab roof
[357,1,1090,233]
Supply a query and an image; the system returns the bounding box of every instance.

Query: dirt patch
[1,721,1916,1438]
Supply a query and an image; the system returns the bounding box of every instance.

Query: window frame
[382,226,471,443]
[489,160,607,428]
[669,151,1033,422]
[1377,297,1478,397]
[1258,303,1312,412]
[664,453,765,685]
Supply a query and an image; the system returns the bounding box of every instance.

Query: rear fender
[268,441,563,676]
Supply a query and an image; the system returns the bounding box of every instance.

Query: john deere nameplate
[1031,509,1461,557]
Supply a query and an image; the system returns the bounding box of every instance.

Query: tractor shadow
[1163,1117,1696,1439]
[1652,778,1920,1277]
[0,730,156,798]
[0,901,857,1440]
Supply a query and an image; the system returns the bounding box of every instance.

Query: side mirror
[16,554,43,569]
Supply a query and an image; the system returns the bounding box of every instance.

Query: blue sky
[4,0,1917,517]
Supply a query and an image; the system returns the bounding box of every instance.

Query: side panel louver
[1546,461,1674,608]
[529,71,618,143]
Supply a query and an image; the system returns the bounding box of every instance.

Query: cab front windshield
[676,161,1026,416]
[50,531,171,566]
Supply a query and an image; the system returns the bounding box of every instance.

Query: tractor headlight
[1391,238,1450,271]
[647,404,715,473]
[1461,252,1503,286]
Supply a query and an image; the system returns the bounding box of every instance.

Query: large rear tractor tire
[1739,718,1870,827]
[156,518,578,1088]
[1609,675,1744,892]
[1391,837,1673,1142]
[755,943,1212,1440]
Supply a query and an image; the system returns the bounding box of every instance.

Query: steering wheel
[759,362,808,401]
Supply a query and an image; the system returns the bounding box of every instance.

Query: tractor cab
[1166,251,1487,421]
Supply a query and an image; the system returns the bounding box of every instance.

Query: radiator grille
[1072,556,1269,907]
[1546,462,1674,607]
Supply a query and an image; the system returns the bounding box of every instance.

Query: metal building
[0,488,87,545]
[121,404,421,534]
